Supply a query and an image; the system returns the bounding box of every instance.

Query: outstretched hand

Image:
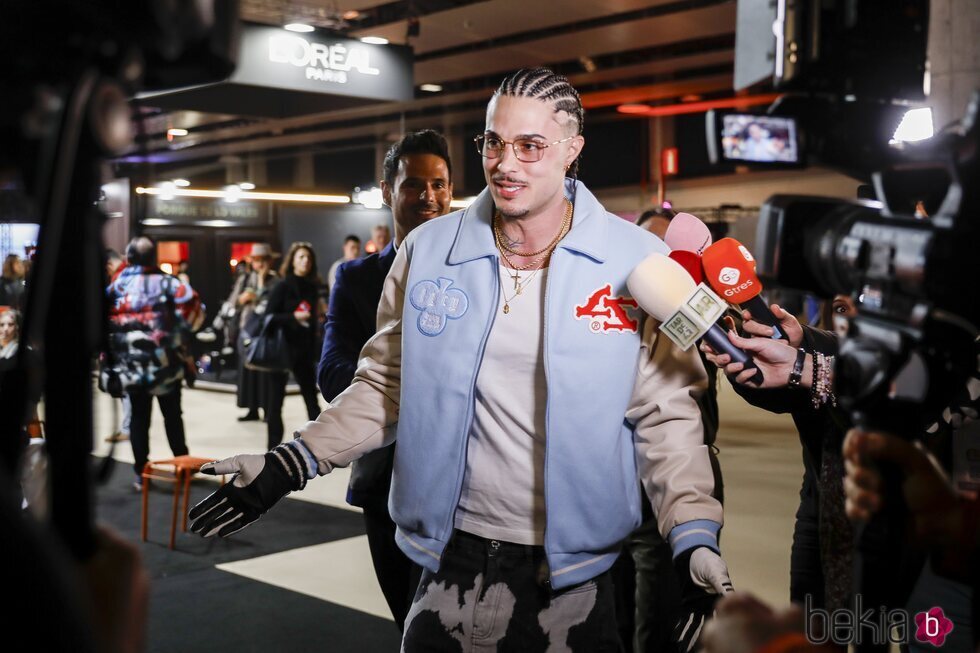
[188,442,313,537]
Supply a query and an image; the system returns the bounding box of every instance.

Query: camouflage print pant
[402,531,622,653]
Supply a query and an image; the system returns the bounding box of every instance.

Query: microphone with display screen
[664,212,713,255]
[628,253,763,384]
[700,238,787,341]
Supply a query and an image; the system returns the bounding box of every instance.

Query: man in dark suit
[317,129,453,630]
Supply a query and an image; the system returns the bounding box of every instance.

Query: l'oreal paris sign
[268,34,379,83]
[230,24,413,101]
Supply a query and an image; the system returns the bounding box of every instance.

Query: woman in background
[0,255,26,310]
[264,242,321,449]
[234,244,279,422]
[0,309,20,367]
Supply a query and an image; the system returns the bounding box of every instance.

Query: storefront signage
[143,197,271,226]
[230,24,413,101]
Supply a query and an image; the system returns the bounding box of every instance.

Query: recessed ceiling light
[284,23,315,33]
[238,182,256,190]
[360,36,389,45]
[167,128,189,137]
[342,10,360,20]
[173,178,190,187]
[419,84,443,93]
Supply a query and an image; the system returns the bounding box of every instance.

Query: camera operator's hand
[188,441,316,537]
[740,304,803,348]
[700,330,799,388]
[843,428,976,577]
[701,593,821,653]
[673,547,735,653]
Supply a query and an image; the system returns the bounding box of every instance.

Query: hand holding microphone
[700,329,799,388]
[739,304,803,348]
[627,253,764,385]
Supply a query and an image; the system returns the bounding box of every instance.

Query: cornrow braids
[495,68,584,180]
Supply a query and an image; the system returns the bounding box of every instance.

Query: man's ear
[565,135,584,169]
[381,180,392,207]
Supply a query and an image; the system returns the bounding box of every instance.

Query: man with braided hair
[190,67,731,651]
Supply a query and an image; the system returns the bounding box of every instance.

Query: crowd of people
[3,65,977,653]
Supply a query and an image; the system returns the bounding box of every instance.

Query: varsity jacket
[297,180,723,589]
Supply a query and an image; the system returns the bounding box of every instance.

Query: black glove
[672,546,735,653]
[188,441,315,537]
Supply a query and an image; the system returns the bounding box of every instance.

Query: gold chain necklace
[493,202,573,313]
[500,265,544,314]
[494,198,573,257]
[493,202,572,292]
[494,220,569,292]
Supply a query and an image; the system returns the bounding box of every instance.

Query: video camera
[721,0,978,437]
[0,0,239,560]
[722,0,979,636]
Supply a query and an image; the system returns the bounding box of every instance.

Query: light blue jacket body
[388,180,722,589]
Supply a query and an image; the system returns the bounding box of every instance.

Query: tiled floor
[91,376,802,633]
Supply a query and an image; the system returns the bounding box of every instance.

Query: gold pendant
[503,302,510,314]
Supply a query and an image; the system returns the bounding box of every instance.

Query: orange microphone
[701,238,787,340]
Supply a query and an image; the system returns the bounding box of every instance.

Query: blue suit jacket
[317,241,397,507]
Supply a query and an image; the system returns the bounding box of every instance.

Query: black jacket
[317,242,397,508]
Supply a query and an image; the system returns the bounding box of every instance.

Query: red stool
[141,455,223,549]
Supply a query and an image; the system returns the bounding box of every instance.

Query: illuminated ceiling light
[173,178,191,187]
[136,186,351,204]
[167,128,188,137]
[419,84,443,93]
[617,104,650,114]
[450,197,478,209]
[360,36,389,45]
[158,181,176,200]
[223,184,242,203]
[238,182,256,190]
[230,258,239,267]
[890,107,934,144]
[342,10,360,20]
[352,187,384,209]
[284,23,315,33]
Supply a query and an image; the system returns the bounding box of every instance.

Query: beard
[496,205,530,219]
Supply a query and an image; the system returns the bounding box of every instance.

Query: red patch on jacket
[574,284,639,333]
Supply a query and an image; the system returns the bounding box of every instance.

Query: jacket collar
[447,179,608,265]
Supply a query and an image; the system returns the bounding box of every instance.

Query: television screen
[720,114,799,163]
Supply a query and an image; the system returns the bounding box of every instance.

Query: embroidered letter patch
[574,284,639,334]
[409,277,469,337]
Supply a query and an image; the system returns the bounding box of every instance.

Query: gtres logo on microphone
[805,595,954,647]
[717,266,754,297]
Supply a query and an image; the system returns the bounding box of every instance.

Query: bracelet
[788,348,806,388]
[810,352,837,409]
[755,632,813,653]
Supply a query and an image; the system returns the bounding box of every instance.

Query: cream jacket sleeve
[626,314,724,538]
[295,245,408,474]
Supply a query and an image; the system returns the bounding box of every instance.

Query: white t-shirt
[454,264,548,545]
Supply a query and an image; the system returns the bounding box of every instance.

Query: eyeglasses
[474,134,576,163]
